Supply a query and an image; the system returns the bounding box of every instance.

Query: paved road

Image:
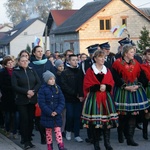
[6,124,150,150]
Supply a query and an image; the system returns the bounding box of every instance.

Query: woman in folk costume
[112,44,149,146]
[140,49,150,140]
[82,50,118,150]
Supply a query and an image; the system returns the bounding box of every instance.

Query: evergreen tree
[26,44,31,53]
[137,26,150,54]
[4,0,73,25]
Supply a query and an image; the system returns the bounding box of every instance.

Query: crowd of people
[0,37,150,150]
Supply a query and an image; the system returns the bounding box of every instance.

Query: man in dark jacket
[61,54,83,143]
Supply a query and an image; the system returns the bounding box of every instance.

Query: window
[60,43,63,53]
[121,16,128,25]
[24,32,27,35]
[70,43,74,50]
[99,18,111,30]
[122,18,127,25]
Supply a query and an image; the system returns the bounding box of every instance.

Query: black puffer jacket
[60,65,80,103]
[11,66,41,105]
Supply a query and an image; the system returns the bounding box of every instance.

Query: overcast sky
[0,0,150,24]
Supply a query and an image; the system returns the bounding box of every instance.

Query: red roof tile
[51,10,78,26]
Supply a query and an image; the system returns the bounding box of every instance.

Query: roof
[52,0,150,35]
[0,32,7,40]
[139,8,150,18]
[43,10,77,36]
[0,18,44,45]
[124,0,150,21]
[52,0,111,34]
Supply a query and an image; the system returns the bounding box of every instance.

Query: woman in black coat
[12,56,41,150]
[0,56,18,138]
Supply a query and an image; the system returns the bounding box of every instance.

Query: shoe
[28,141,35,148]
[24,143,30,150]
[6,132,11,138]
[13,134,19,139]
[136,124,143,130]
[66,131,71,140]
[75,136,83,142]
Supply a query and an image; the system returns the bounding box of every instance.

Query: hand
[79,97,84,102]
[27,94,32,99]
[100,84,106,92]
[27,90,35,97]
[51,111,57,116]
[125,85,138,92]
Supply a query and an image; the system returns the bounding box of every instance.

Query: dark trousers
[18,104,35,143]
[66,102,82,137]
[5,111,19,134]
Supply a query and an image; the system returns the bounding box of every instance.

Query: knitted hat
[43,70,55,83]
[55,59,64,68]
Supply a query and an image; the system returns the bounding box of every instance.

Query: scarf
[32,58,47,65]
[83,66,114,109]
[141,62,150,81]
[112,58,140,83]
[6,68,13,76]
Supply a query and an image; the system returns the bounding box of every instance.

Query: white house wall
[10,20,46,57]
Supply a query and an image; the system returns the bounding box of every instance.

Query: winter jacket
[60,65,80,103]
[11,66,41,105]
[0,68,16,112]
[38,84,65,128]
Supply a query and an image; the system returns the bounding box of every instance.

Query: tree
[137,26,150,54]
[26,44,31,53]
[4,0,73,25]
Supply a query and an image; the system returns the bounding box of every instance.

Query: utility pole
[44,26,48,52]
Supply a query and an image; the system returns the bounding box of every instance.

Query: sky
[0,0,150,24]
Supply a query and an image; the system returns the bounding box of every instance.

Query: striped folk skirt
[114,84,149,114]
[81,92,118,129]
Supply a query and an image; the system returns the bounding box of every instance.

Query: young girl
[38,70,66,150]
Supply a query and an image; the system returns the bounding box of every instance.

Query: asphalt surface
[1,124,150,150]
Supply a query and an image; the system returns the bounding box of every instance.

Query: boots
[117,126,124,143]
[103,129,113,150]
[94,141,101,150]
[58,143,67,150]
[39,125,46,144]
[143,118,148,140]
[126,125,138,146]
[47,143,53,150]
[91,126,101,150]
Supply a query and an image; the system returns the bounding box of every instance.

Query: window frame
[121,16,128,26]
[99,17,111,31]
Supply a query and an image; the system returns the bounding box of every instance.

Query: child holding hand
[38,70,67,150]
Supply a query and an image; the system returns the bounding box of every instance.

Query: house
[43,9,78,53]
[0,23,13,32]
[0,18,45,57]
[49,0,150,54]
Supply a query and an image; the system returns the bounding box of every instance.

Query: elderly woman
[81,50,118,150]
[112,44,149,146]
[12,56,41,149]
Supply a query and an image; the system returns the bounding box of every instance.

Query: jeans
[4,111,19,134]
[65,102,82,137]
[18,104,35,143]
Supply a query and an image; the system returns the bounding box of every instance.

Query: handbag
[35,103,41,117]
